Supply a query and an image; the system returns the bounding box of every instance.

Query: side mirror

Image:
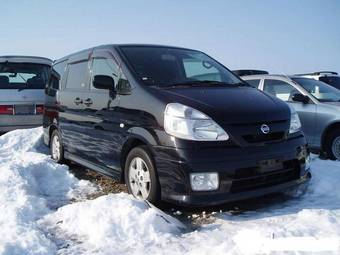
[292,93,309,104]
[93,75,115,90]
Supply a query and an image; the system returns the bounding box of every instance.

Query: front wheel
[50,130,65,163]
[125,146,160,204]
[325,130,340,160]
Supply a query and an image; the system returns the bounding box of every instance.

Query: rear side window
[0,63,49,89]
[50,61,67,90]
[245,79,261,88]
[319,76,340,90]
[263,79,299,101]
[65,61,89,90]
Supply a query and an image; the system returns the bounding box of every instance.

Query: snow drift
[1,128,340,254]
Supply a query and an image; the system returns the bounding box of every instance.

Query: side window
[246,79,261,88]
[183,59,221,82]
[65,61,89,90]
[50,61,67,90]
[91,58,119,90]
[263,79,300,101]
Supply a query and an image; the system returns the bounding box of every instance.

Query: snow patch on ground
[0,128,96,255]
[1,128,340,254]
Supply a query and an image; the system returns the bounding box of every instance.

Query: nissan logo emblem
[261,124,270,134]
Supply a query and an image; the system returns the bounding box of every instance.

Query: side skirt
[64,152,121,181]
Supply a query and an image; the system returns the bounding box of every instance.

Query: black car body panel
[44,44,310,206]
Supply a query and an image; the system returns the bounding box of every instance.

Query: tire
[50,129,65,163]
[325,129,340,160]
[124,146,160,204]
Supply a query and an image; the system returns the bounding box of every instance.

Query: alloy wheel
[128,157,151,199]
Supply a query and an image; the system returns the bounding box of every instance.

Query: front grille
[243,132,285,143]
[230,160,300,192]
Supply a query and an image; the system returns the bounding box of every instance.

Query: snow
[1,128,340,254]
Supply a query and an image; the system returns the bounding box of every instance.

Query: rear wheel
[325,130,340,160]
[125,146,160,204]
[50,129,65,163]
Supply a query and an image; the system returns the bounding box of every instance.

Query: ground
[0,127,339,255]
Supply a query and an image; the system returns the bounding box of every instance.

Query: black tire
[124,146,160,204]
[325,129,340,160]
[50,129,65,163]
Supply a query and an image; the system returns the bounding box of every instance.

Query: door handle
[74,97,83,105]
[84,98,93,107]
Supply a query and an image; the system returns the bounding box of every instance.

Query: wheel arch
[120,128,158,183]
[321,121,340,151]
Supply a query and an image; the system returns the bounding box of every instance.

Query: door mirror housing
[292,93,309,104]
[93,75,115,90]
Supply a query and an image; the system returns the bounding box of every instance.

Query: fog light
[190,172,219,191]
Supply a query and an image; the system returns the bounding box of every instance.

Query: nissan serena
[43,44,310,206]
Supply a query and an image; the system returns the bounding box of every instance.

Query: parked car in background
[44,44,310,206]
[242,73,340,160]
[296,71,340,90]
[0,56,52,133]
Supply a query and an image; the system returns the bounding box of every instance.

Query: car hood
[155,86,290,124]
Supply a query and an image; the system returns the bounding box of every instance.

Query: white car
[0,56,52,133]
[297,71,340,90]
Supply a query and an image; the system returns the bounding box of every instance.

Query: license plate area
[258,159,283,173]
[14,105,35,115]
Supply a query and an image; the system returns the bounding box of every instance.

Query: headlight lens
[190,172,219,191]
[289,112,301,134]
[164,103,229,141]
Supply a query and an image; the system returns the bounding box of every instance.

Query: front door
[79,50,127,175]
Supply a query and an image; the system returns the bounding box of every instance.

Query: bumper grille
[230,160,300,192]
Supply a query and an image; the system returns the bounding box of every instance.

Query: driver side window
[91,58,119,90]
[263,79,300,102]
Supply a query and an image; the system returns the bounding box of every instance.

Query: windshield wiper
[161,80,248,89]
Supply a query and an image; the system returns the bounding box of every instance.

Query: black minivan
[44,44,311,206]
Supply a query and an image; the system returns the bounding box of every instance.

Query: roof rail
[232,70,269,76]
[296,71,338,76]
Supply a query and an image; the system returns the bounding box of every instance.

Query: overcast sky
[1,0,339,74]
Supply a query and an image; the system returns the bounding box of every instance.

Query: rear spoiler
[295,71,338,76]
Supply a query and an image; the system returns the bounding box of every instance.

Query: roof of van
[0,56,52,66]
[54,44,196,64]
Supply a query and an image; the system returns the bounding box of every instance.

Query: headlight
[164,103,229,141]
[190,172,219,191]
[289,111,301,134]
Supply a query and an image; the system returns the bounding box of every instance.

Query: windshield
[292,78,340,102]
[120,46,242,87]
[0,63,50,89]
[319,76,340,90]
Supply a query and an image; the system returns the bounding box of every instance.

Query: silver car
[242,74,340,160]
[0,56,52,133]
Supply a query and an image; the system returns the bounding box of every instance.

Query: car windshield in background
[292,78,340,102]
[120,46,242,87]
[319,76,340,90]
[0,63,49,89]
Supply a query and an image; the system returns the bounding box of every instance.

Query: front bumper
[0,115,42,132]
[152,135,310,206]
